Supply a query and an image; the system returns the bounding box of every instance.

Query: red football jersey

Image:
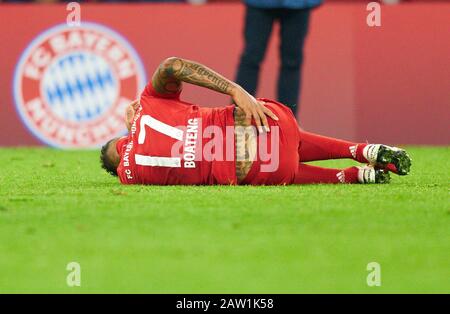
[116,82,237,185]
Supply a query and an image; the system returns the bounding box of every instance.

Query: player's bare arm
[125,99,140,131]
[152,57,278,132]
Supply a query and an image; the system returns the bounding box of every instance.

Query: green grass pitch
[0,146,448,293]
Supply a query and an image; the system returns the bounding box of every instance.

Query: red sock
[298,129,369,163]
[294,163,359,184]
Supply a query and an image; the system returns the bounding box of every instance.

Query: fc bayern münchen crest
[13,22,146,148]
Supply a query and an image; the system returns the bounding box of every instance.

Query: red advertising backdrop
[0,3,449,146]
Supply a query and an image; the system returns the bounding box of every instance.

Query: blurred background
[0,0,449,147]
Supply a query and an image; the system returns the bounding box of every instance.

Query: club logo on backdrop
[13,23,146,148]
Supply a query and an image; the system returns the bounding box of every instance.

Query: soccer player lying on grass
[100,57,411,185]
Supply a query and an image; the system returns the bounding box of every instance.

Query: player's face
[103,137,121,169]
[107,138,120,162]
[100,137,121,176]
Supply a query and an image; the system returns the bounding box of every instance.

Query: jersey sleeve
[141,80,182,100]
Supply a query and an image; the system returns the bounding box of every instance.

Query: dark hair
[100,139,118,176]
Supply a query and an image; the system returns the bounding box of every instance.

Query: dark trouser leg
[236,6,275,96]
[277,8,311,114]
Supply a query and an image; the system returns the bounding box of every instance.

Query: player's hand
[125,99,140,131]
[231,87,278,132]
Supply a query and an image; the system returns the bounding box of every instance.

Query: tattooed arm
[152,57,234,96]
[152,57,278,131]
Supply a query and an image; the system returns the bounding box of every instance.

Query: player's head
[100,137,121,176]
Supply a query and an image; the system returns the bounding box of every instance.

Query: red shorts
[240,99,300,185]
